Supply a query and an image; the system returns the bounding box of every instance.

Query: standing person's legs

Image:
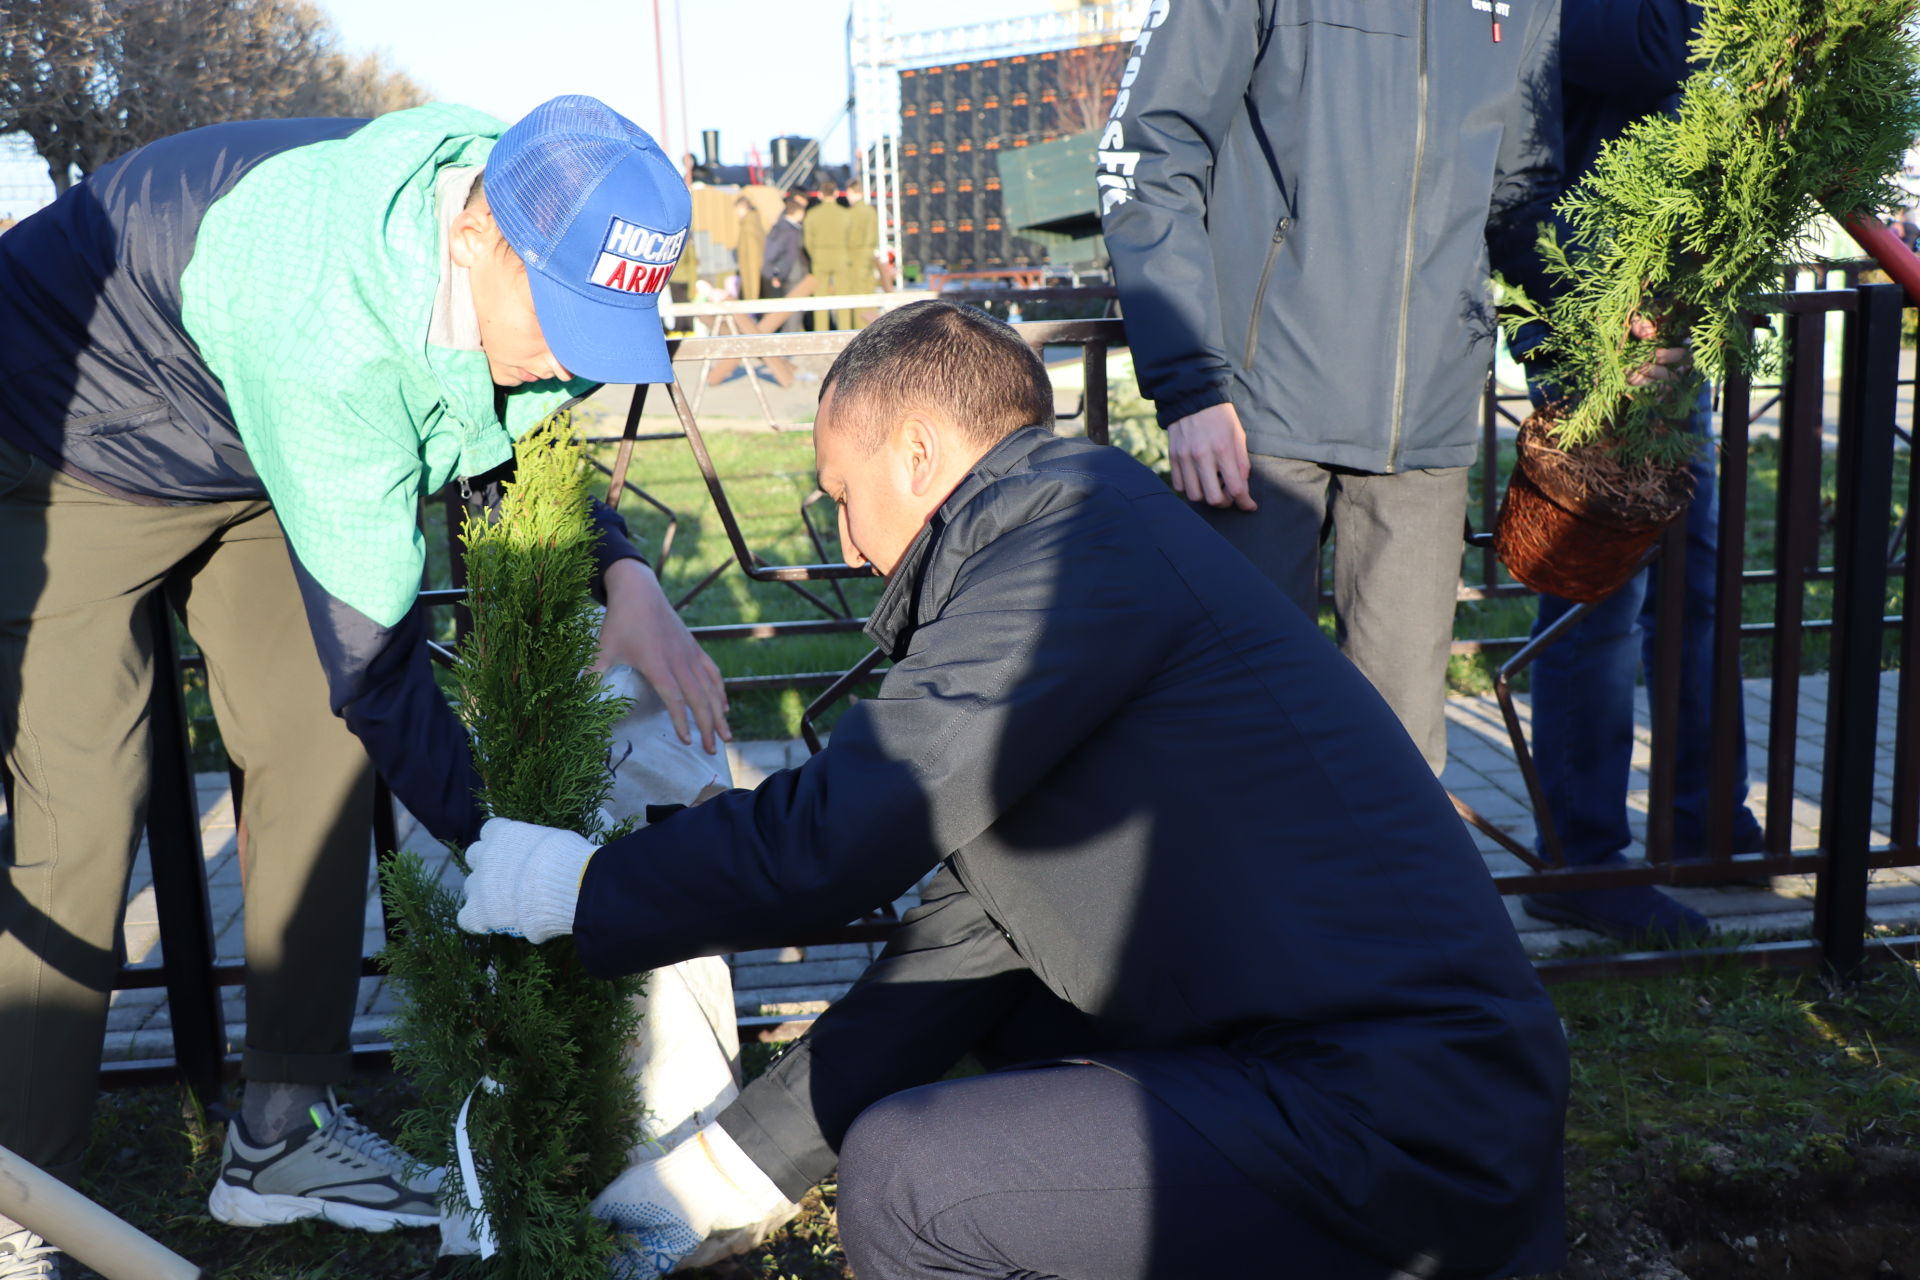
[185,506,437,1232]
[759,278,798,336]
[0,442,227,1172]
[1528,577,1649,868]
[168,505,374,1091]
[1193,453,1331,620]
[837,1065,1386,1280]
[1638,424,1764,856]
[1518,457,1712,939]
[1327,467,1471,774]
[1514,379,1712,938]
[825,261,854,330]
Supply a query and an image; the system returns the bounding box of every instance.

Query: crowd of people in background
[668,164,886,332]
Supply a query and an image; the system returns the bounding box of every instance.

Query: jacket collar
[863,425,1054,656]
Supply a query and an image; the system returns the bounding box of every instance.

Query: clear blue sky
[314,0,1079,170]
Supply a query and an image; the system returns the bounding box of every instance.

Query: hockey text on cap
[589,217,687,295]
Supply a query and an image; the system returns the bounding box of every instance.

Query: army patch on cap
[590,217,686,294]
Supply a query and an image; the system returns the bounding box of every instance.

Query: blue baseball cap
[485,96,689,385]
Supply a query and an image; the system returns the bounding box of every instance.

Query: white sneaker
[593,1124,798,1279]
[0,1225,63,1280]
[207,1089,443,1231]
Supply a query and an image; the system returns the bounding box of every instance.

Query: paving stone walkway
[17,672,1904,1064]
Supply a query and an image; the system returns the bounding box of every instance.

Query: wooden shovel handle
[0,1145,203,1280]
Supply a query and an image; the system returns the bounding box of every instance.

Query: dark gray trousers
[720,868,1410,1279]
[837,1064,1387,1280]
[1195,456,1469,773]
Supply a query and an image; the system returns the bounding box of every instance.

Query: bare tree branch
[1051,42,1126,137]
[1,0,426,189]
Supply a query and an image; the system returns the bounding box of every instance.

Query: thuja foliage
[381,414,643,1279]
[1512,0,1920,464]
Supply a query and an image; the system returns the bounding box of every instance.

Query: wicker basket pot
[1492,412,1695,604]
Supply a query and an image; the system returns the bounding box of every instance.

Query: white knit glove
[456,817,598,943]
[592,1122,798,1278]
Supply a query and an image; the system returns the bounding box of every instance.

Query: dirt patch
[1653,1149,1920,1279]
[1556,1147,1920,1278]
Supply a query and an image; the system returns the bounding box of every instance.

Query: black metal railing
[30,279,1912,1096]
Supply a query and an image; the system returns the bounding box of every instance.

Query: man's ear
[898,414,943,497]
[448,206,490,270]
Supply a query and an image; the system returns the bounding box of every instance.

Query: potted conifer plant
[1495,0,1920,602]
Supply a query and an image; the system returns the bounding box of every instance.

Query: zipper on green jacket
[454,388,604,506]
[1387,0,1429,475]
[1243,218,1293,370]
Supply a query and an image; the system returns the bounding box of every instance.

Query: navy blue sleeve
[287,551,485,846]
[285,491,646,847]
[1561,0,1698,100]
[1509,0,1695,359]
[572,489,1173,978]
[587,497,646,602]
[1486,0,1565,318]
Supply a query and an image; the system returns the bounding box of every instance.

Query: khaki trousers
[1196,456,1469,775]
[0,439,373,1169]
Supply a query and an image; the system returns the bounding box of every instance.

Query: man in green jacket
[0,95,724,1275]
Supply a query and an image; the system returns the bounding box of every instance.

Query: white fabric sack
[598,664,731,824]
[443,665,796,1262]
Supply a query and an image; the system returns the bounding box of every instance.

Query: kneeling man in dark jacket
[457,300,1569,1280]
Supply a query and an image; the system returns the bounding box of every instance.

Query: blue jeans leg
[1526,391,1760,868]
[1637,439,1764,854]
[1530,568,1649,867]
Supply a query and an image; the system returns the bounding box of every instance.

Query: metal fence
[1509,283,1917,981]
[21,283,1913,1097]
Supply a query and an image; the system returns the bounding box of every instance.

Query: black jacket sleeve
[717,864,1043,1199]
[1562,0,1697,99]
[1485,0,1566,318]
[1098,0,1268,428]
[572,488,1174,977]
[587,498,646,600]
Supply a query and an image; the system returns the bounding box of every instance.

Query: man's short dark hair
[820,300,1053,452]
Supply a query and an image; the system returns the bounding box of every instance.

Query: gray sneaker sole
[208,1177,439,1232]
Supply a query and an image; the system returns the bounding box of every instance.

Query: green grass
[1550,942,1920,1274]
[582,428,886,743]
[1559,949,1920,1185]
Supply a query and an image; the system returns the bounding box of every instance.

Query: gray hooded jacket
[1100,0,1562,472]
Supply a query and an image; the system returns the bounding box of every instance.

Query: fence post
[1644,516,1688,864]
[1814,282,1902,978]
[1707,371,1753,865]
[1767,306,1827,855]
[143,597,225,1101]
